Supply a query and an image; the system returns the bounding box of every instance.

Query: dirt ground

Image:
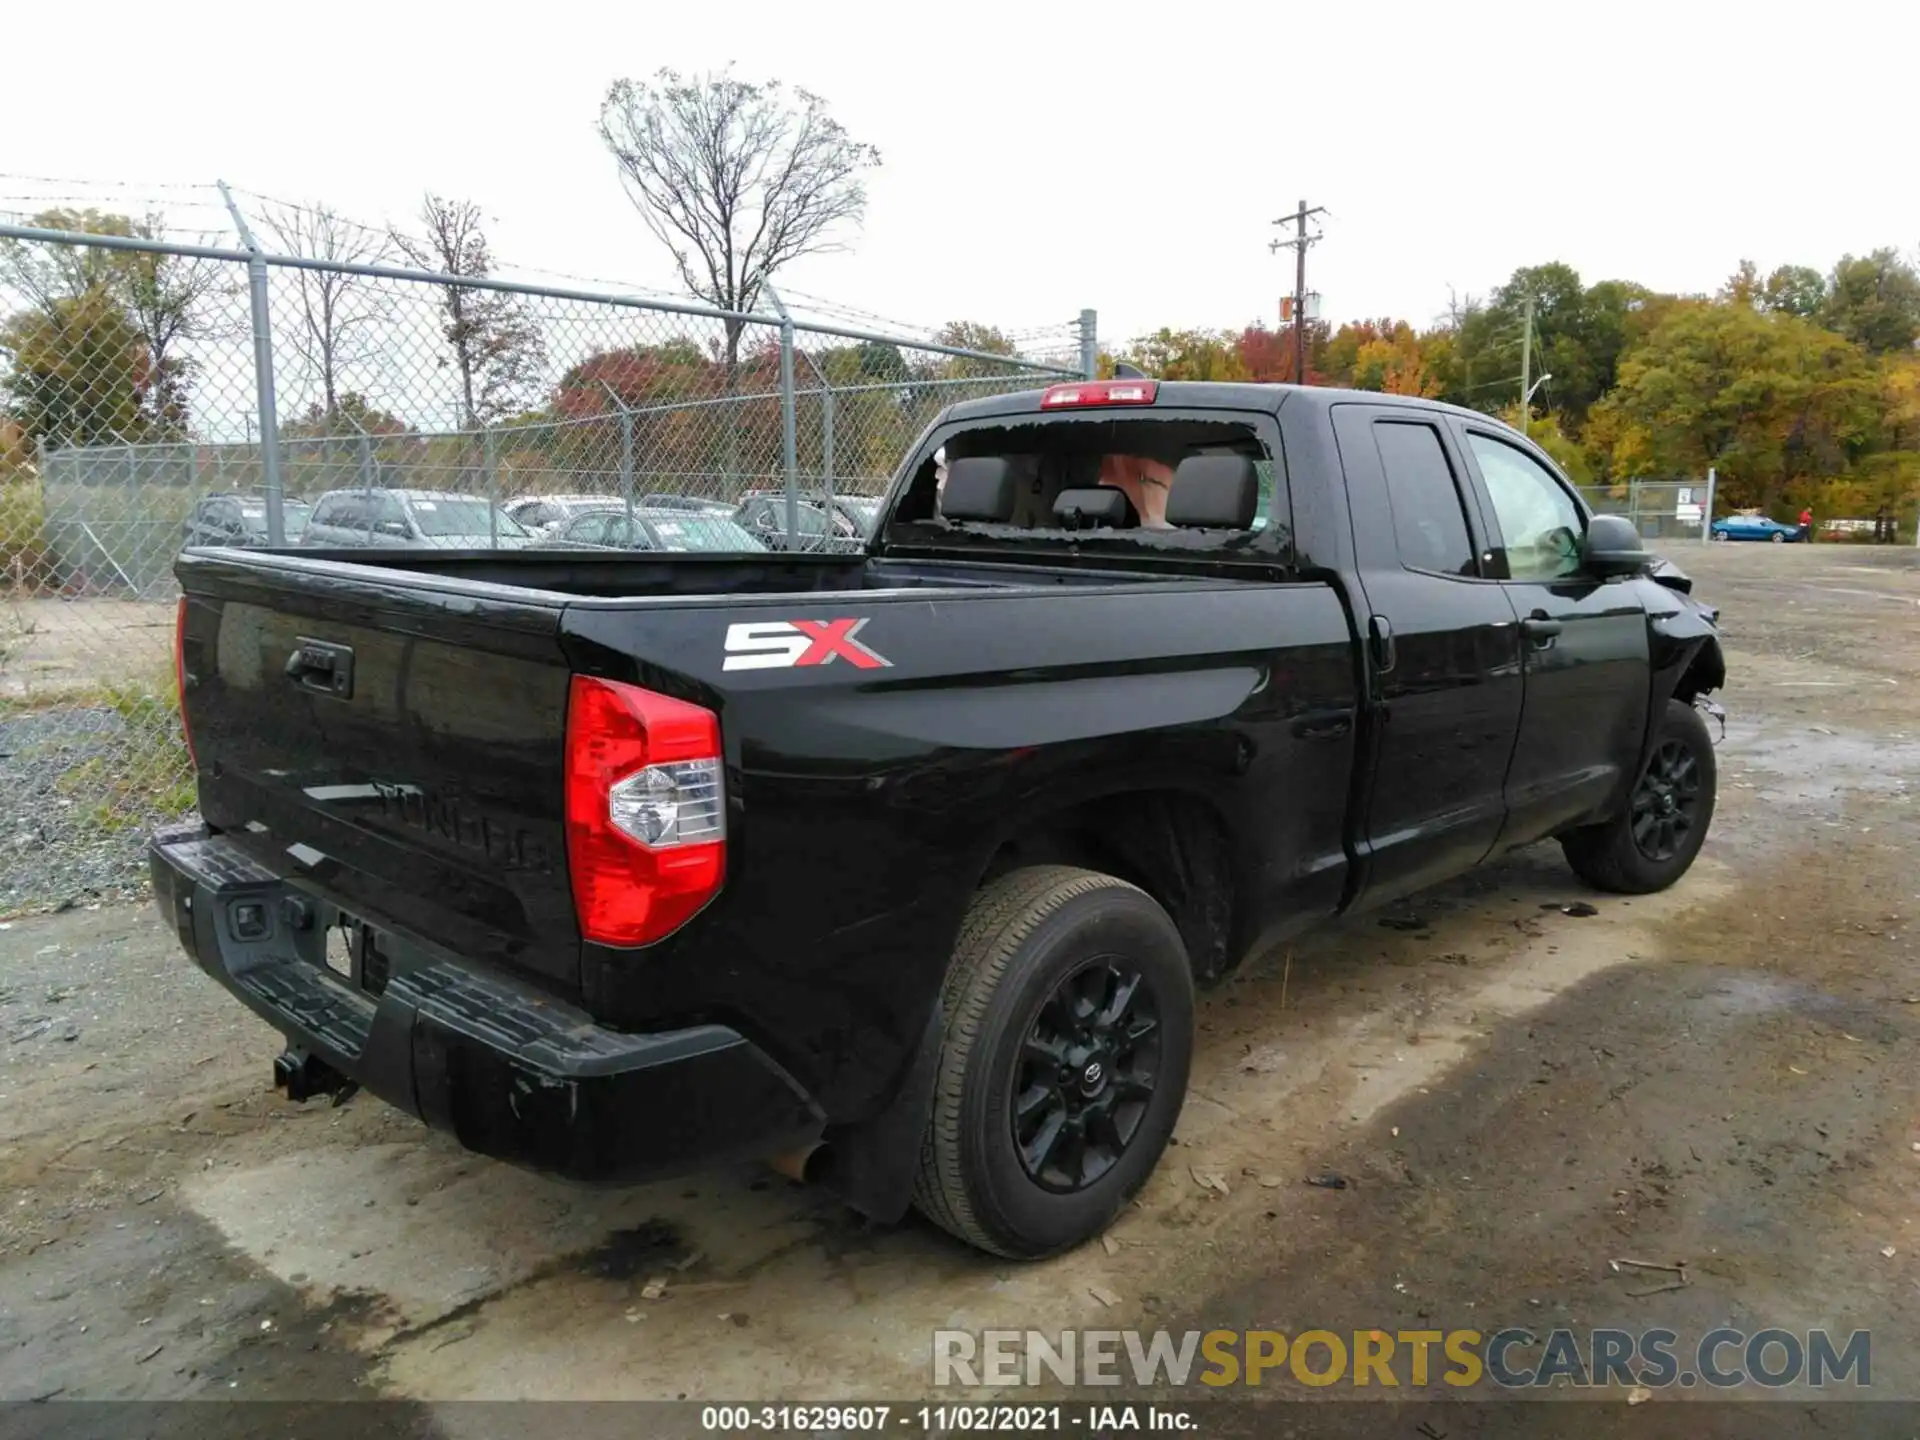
[2,541,1917,1432]
[1,597,175,700]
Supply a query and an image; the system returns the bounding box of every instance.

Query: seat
[1165,455,1260,528]
[941,457,1018,522]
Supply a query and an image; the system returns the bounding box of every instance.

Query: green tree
[1762,264,1826,318]
[1821,249,1920,354]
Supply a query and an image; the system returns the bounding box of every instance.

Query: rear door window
[1373,421,1477,577]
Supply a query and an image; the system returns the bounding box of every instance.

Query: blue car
[1711,513,1805,543]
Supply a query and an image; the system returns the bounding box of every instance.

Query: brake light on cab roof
[1039,380,1159,408]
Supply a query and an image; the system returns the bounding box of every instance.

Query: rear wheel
[913,865,1193,1258]
[1711,529,1729,542]
[1770,530,1786,543]
[1562,698,1717,894]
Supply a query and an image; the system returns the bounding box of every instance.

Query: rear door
[1452,423,1650,843]
[1332,405,1524,906]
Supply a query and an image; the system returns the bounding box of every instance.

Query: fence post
[219,181,287,546]
[1078,308,1099,380]
[485,427,499,550]
[601,382,635,519]
[821,380,835,504]
[779,316,799,545]
[1702,467,1716,546]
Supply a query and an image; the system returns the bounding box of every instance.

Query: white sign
[1677,503,1703,521]
[1676,487,1693,505]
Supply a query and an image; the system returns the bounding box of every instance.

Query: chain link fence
[1576,478,1718,543]
[0,218,1089,911]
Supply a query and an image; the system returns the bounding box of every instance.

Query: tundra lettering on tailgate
[722,618,891,672]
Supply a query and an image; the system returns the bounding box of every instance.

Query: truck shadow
[170,840,1718,1399]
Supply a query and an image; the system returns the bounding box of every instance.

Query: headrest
[1166,454,1260,528]
[1053,486,1138,529]
[941,456,1016,522]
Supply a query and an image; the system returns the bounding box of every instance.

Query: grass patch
[33,666,197,833]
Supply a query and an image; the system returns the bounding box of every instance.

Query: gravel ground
[0,705,192,917]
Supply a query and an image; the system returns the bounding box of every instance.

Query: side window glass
[1466,434,1584,581]
[1373,422,1476,577]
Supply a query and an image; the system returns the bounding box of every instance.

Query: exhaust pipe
[767,1142,830,1185]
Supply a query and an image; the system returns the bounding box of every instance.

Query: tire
[1561,698,1717,894]
[1711,529,1729,542]
[912,865,1194,1258]
[1770,531,1786,543]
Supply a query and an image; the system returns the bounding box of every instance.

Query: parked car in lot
[640,493,738,516]
[501,493,629,536]
[733,492,870,551]
[549,505,766,553]
[301,489,531,549]
[157,379,1725,1259]
[1711,512,1803,542]
[181,493,312,548]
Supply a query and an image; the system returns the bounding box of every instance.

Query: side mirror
[1583,514,1650,577]
[374,519,409,539]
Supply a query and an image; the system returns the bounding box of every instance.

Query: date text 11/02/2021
[699,1406,1194,1432]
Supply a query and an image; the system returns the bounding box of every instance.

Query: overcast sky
[6,0,1914,351]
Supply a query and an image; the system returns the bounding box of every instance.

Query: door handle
[285,638,355,698]
[1368,614,1396,673]
[1520,614,1564,644]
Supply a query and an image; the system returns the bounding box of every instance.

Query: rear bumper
[148,825,823,1182]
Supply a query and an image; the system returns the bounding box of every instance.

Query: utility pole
[1270,199,1326,384]
[1517,295,1533,435]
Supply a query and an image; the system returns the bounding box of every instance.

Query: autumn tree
[391,195,545,427]
[0,208,227,437]
[598,69,880,384]
[1,287,153,446]
[264,203,393,419]
[1110,328,1250,382]
[1590,303,1879,510]
[281,392,411,439]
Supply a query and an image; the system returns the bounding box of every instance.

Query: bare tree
[391,195,544,427]
[598,69,881,379]
[262,202,391,418]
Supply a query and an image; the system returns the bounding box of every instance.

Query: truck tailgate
[178,554,581,992]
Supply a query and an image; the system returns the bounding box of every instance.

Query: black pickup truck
[154,379,1725,1258]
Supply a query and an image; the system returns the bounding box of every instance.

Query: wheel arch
[974,786,1240,986]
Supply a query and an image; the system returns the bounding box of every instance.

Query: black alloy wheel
[1629,737,1703,863]
[1011,959,1161,1194]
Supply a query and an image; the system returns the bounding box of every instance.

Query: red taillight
[564,675,726,948]
[1039,379,1159,408]
[174,597,198,771]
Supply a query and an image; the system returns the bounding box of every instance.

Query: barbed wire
[0,172,1088,361]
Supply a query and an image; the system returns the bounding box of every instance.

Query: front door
[1452,424,1650,846]
[1332,406,1525,907]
